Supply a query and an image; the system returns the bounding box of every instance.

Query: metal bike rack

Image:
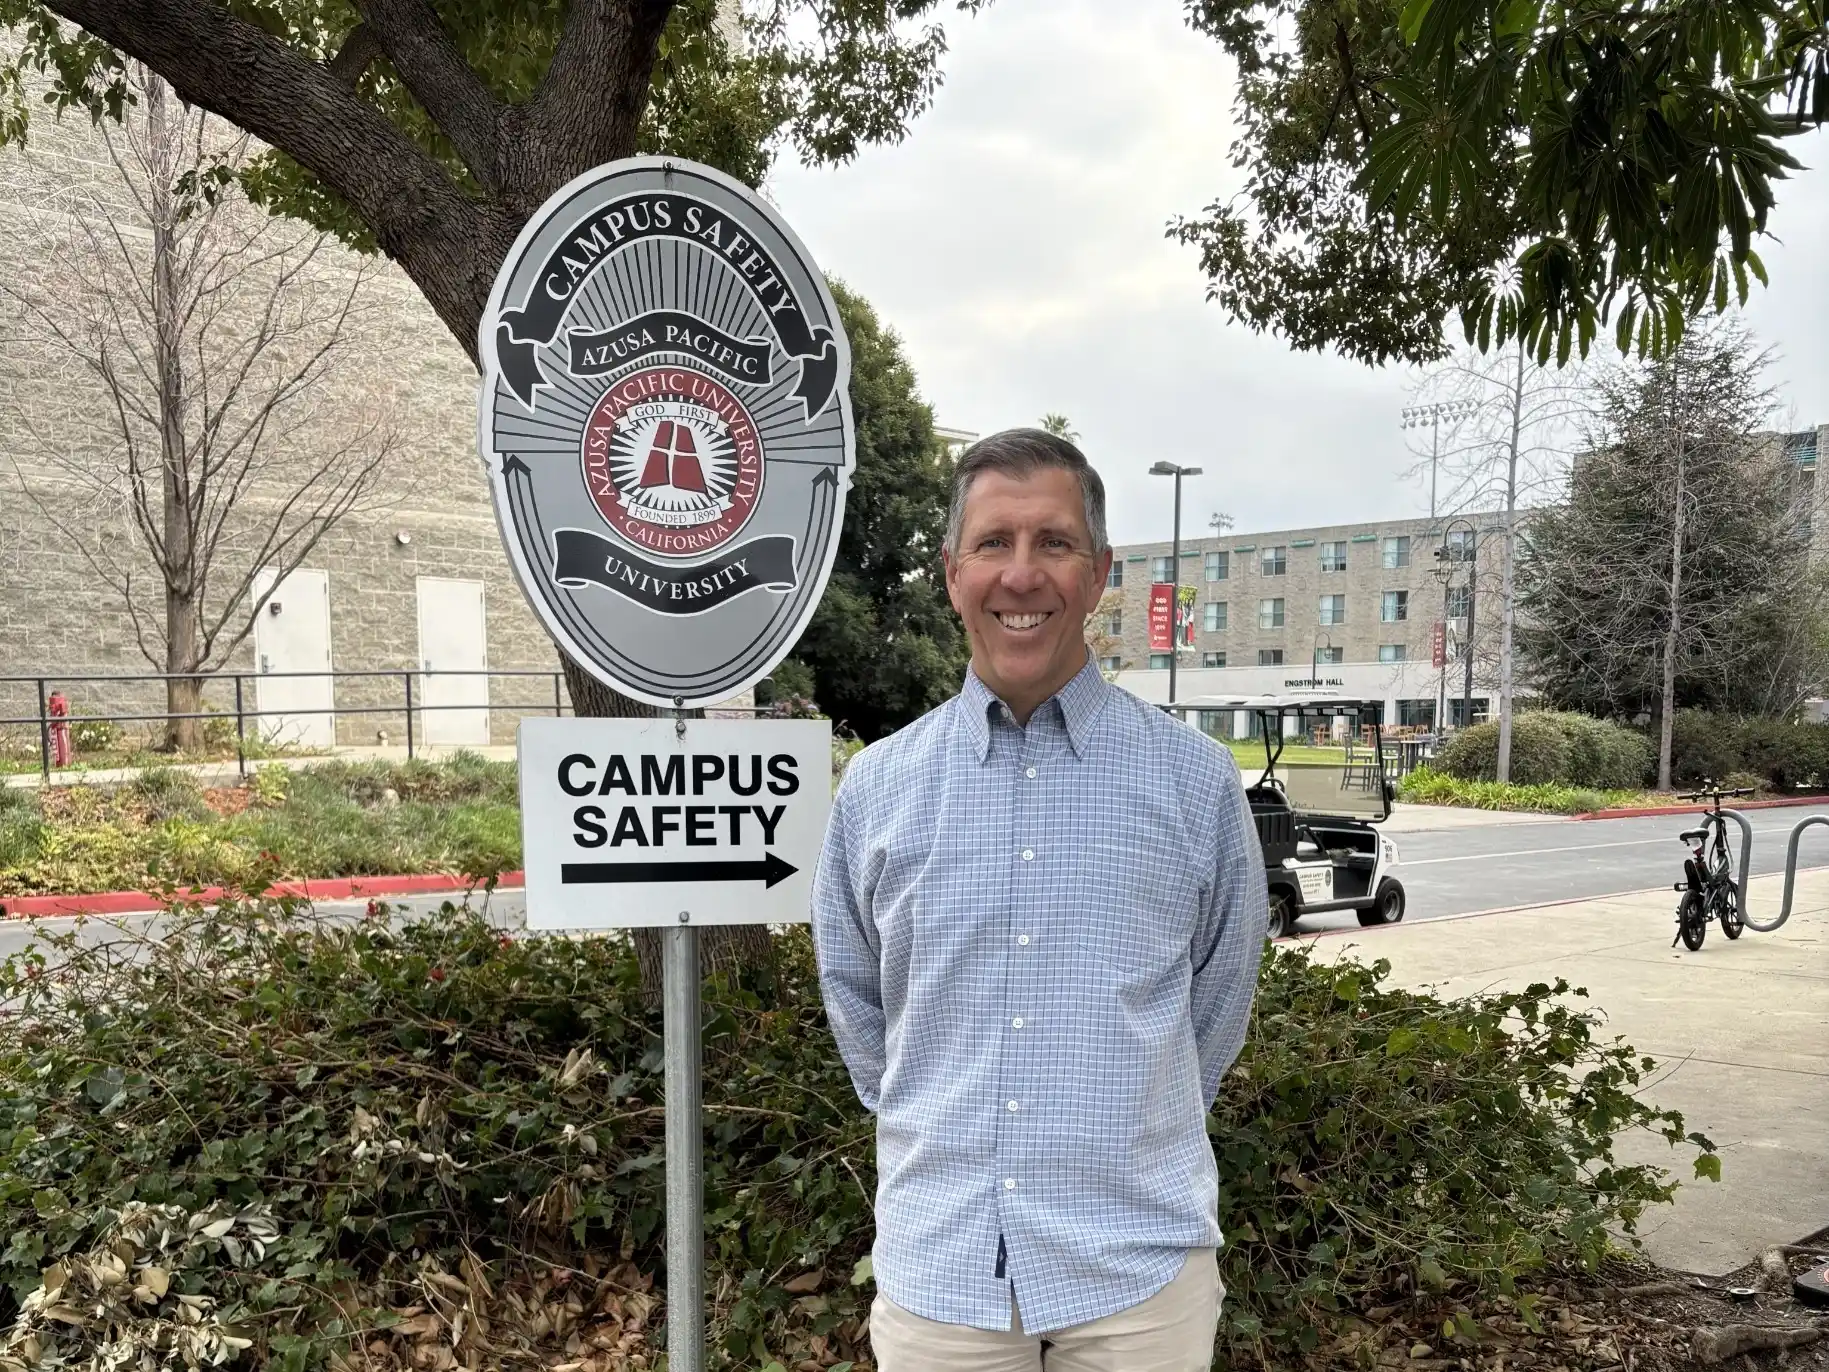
[1717,810,1829,933]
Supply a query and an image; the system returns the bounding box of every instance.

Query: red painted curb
[0,870,526,919]
[1573,795,1829,821]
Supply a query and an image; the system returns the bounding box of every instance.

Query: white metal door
[252,567,335,748]
[416,576,489,746]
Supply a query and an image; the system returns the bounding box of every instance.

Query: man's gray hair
[943,428,1109,557]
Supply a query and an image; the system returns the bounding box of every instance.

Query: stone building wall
[0,89,567,751]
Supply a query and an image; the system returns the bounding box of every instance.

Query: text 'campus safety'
[555,752,801,849]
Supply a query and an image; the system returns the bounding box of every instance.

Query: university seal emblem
[479,158,854,708]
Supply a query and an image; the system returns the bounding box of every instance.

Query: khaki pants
[869,1249,1222,1372]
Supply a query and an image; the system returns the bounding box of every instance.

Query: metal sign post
[662,918,704,1372]
[480,153,853,1372]
[516,712,833,1368]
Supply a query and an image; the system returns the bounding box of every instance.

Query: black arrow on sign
[562,852,799,889]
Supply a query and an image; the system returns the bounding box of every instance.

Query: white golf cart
[1166,694,1406,940]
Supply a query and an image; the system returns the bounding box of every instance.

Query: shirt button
[1025,766,1037,779]
[1017,934,1030,946]
[1020,848,1034,861]
[1004,1178,1017,1190]
[1007,1100,1019,1112]
[1011,1017,1024,1028]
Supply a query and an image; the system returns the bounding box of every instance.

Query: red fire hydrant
[47,690,72,768]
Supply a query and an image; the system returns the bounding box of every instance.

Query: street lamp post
[1312,632,1334,686]
[1150,460,1203,706]
[1433,518,1478,732]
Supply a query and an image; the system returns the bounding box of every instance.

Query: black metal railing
[0,668,571,782]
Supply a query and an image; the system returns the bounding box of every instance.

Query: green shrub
[0,787,43,868]
[1437,714,1654,789]
[68,713,122,754]
[1436,716,1570,784]
[1721,770,1767,797]
[1397,767,1643,815]
[1736,718,1829,792]
[1668,710,1743,787]
[0,907,1715,1370]
[1538,712,1655,789]
[128,765,210,822]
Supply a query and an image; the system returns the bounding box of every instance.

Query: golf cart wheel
[1266,890,1295,941]
[1357,878,1406,927]
[1717,879,1743,939]
[1678,890,1707,951]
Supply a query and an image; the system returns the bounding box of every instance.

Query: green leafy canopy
[1175,0,1828,365]
[0,0,987,251]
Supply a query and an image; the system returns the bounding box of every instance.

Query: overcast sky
[766,0,1829,547]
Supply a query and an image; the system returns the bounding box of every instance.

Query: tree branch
[515,0,676,206]
[353,0,507,193]
[326,22,383,87]
[40,0,513,356]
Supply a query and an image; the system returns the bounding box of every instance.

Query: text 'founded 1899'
[518,716,832,929]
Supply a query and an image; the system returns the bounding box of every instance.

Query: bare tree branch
[0,66,400,749]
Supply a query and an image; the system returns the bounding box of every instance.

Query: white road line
[1402,824,1816,866]
[1404,837,1672,865]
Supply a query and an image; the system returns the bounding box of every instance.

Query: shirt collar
[961,652,1109,762]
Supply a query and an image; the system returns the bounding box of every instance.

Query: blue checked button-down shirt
[811,655,1269,1334]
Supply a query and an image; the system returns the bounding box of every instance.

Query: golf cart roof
[1168,693,1375,715]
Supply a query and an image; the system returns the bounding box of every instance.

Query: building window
[1203,601,1227,632]
[1106,608,1122,636]
[1196,710,1229,736]
[1150,555,1174,582]
[1202,651,1226,668]
[1444,528,1475,562]
[1317,594,1346,626]
[1100,655,1123,673]
[1316,646,1344,664]
[1447,584,1473,621]
[1149,652,1173,670]
[1260,545,1287,576]
[1379,644,1408,663]
[1205,550,1229,581]
[1449,696,1491,727]
[1258,648,1284,666]
[1258,597,1285,629]
[1397,698,1436,729]
[1381,590,1409,622]
[1107,562,1123,589]
[1382,535,1410,569]
[1320,541,1347,572]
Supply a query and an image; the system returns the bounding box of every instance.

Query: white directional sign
[518,716,831,929]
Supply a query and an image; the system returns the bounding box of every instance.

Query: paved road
[1296,802,1829,935]
[7,804,1829,960]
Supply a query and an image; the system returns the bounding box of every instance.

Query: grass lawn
[1220,739,1353,769]
[0,755,518,897]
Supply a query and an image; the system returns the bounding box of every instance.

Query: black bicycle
[1672,783,1754,950]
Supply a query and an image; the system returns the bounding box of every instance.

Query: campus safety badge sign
[478,158,854,707]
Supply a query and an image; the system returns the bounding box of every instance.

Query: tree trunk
[1496,342,1523,783]
[1658,436,1686,791]
[146,74,202,752]
[165,594,204,751]
[557,657,772,999]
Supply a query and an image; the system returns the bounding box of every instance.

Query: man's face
[944,467,1112,717]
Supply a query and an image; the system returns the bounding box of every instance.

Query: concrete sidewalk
[1305,869,1829,1275]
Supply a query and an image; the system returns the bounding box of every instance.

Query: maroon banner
[1148,583,1175,652]
[1431,620,1447,669]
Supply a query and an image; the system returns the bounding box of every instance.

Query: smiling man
[811,428,1269,1371]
